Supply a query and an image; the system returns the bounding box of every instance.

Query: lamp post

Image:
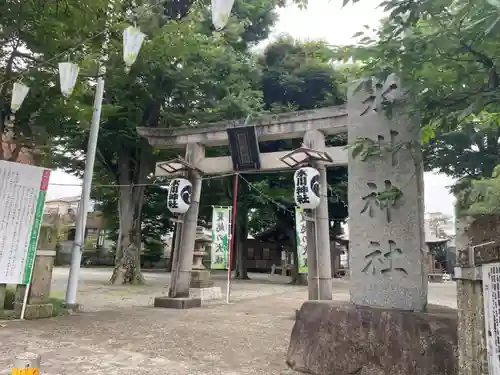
[280,147,334,301]
[64,26,145,308]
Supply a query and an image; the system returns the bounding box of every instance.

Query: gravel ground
[0,268,458,375]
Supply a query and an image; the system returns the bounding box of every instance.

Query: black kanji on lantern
[295,169,310,205]
[168,180,180,209]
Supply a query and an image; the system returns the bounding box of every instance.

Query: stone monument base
[14,302,53,319]
[189,286,222,301]
[287,301,458,375]
[153,296,201,309]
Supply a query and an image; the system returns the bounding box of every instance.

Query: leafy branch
[455,165,500,217]
[348,137,382,161]
[347,136,418,163]
[361,181,404,223]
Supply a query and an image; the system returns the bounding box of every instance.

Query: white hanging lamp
[10,82,30,115]
[58,62,80,98]
[123,26,146,73]
[211,0,235,30]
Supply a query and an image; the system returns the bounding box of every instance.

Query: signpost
[0,161,50,319]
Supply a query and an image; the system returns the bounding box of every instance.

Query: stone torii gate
[137,106,349,307]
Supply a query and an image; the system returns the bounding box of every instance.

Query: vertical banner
[0,161,51,285]
[295,207,308,274]
[211,206,231,270]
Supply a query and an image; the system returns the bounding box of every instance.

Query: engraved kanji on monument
[347,74,427,311]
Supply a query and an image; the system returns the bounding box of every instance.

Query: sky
[46,0,457,217]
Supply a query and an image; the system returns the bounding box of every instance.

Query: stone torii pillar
[155,143,205,309]
[303,129,333,301]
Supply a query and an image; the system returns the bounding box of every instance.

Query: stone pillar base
[14,302,53,320]
[153,297,201,309]
[287,301,458,375]
[189,286,222,301]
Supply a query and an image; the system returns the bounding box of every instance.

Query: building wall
[44,200,79,216]
[246,239,282,271]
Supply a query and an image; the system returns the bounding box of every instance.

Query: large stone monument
[287,75,458,375]
[347,74,427,311]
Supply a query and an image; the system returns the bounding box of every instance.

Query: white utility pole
[64,70,105,308]
[64,24,145,308]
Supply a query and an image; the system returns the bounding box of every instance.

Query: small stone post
[12,352,41,374]
[14,219,57,319]
[454,214,489,375]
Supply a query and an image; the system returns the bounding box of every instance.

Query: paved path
[0,268,458,374]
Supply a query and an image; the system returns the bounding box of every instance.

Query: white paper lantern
[123,26,146,73]
[294,167,320,210]
[167,178,192,214]
[58,62,80,98]
[10,82,30,113]
[211,0,235,30]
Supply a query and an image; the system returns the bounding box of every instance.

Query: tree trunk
[235,207,250,280]
[110,149,148,285]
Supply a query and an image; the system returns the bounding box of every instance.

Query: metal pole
[226,173,239,303]
[64,72,105,308]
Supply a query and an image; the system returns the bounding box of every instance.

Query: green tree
[240,36,348,282]
[338,0,500,209]
[55,0,311,284]
[0,0,107,162]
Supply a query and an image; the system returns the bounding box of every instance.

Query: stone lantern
[189,226,222,301]
[190,226,212,288]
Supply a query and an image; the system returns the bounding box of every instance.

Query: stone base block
[287,301,458,375]
[189,287,222,301]
[14,302,53,319]
[153,297,201,309]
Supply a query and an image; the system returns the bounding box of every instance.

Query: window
[262,248,271,260]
